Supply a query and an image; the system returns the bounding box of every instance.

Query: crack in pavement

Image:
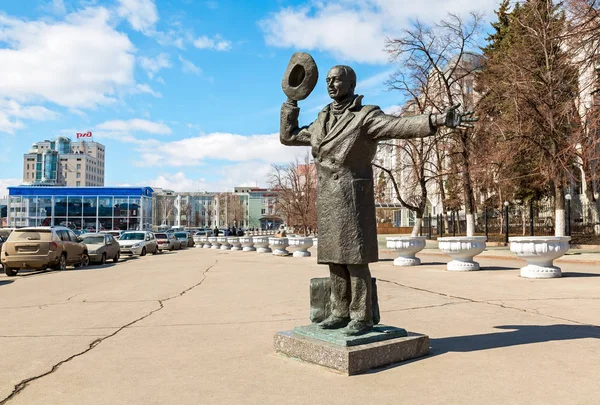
[380,301,469,313]
[377,278,600,328]
[0,260,218,405]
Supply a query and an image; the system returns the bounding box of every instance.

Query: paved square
[1,247,600,404]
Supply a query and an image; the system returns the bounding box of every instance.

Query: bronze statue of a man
[280,64,475,336]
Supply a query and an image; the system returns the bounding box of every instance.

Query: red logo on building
[76,131,93,139]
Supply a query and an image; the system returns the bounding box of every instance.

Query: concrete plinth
[274,328,429,375]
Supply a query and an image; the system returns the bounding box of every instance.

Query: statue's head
[326,65,356,102]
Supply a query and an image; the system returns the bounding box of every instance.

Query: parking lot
[2,247,600,405]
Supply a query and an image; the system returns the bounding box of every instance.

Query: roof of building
[8,186,154,197]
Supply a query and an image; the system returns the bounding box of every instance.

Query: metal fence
[417,201,600,244]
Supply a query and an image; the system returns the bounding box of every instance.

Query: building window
[76,181,81,186]
[76,164,81,169]
[76,173,81,178]
[261,209,266,215]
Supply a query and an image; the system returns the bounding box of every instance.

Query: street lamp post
[565,194,572,237]
[484,206,489,239]
[504,201,510,246]
[529,200,534,236]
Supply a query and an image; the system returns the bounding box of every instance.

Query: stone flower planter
[289,237,314,257]
[193,235,204,248]
[210,237,222,250]
[197,236,209,248]
[386,236,427,266]
[239,236,256,252]
[206,237,217,249]
[509,236,571,279]
[313,237,318,248]
[252,236,272,253]
[217,237,231,250]
[269,237,290,256]
[438,236,487,271]
[228,237,242,251]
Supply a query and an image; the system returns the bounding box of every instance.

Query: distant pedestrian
[213,226,219,237]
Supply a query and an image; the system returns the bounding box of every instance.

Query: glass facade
[8,187,153,231]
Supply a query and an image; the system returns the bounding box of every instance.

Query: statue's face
[326,67,355,102]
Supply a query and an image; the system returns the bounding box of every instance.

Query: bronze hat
[281,52,319,101]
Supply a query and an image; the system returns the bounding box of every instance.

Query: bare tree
[385,12,485,236]
[268,153,317,236]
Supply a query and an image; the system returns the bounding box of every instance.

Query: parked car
[1,226,89,276]
[81,233,121,264]
[118,231,159,256]
[174,231,194,248]
[155,232,181,251]
[101,230,124,240]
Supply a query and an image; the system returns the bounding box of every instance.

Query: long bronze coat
[280,96,435,264]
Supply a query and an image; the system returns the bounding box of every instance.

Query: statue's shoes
[341,320,373,336]
[318,316,350,329]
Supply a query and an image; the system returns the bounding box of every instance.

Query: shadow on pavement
[0,280,14,286]
[562,272,600,278]
[481,266,518,271]
[431,324,600,354]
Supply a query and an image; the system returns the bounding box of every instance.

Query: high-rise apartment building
[23,136,106,187]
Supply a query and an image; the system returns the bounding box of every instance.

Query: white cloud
[260,0,497,64]
[136,83,162,98]
[139,53,172,79]
[0,7,136,108]
[0,178,21,198]
[133,132,309,168]
[145,162,274,192]
[0,99,58,134]
[96,119,172,135]
[45,0,67,14]
[117,0,158,33]
[178,55,202,75]
[193,35,232,51]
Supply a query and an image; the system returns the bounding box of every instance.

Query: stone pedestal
[217,237,231,250]
[274,327,429,375]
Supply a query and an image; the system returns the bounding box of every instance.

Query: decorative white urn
[206,237,217,249]
[193,235,204,248]
[289,237,314,257]
[217,236,231,250]
[386,236,427,266]
[239,236,256,252]
[252,236,272,253]
[228,237,242,251]
[312,237,318,248]
[269,237,290,256]
[509,236,570,279]
[438,236,487,271]
[210,236,222,250]
[198,236,209,248]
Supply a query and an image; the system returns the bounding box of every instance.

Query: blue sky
[0,0,499,196]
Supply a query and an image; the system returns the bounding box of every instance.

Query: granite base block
[274,330,429,375]
[293,324,407,347]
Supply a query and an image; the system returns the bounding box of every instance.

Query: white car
[118,231,159,256]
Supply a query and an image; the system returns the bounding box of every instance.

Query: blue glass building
[7,186,153,231]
